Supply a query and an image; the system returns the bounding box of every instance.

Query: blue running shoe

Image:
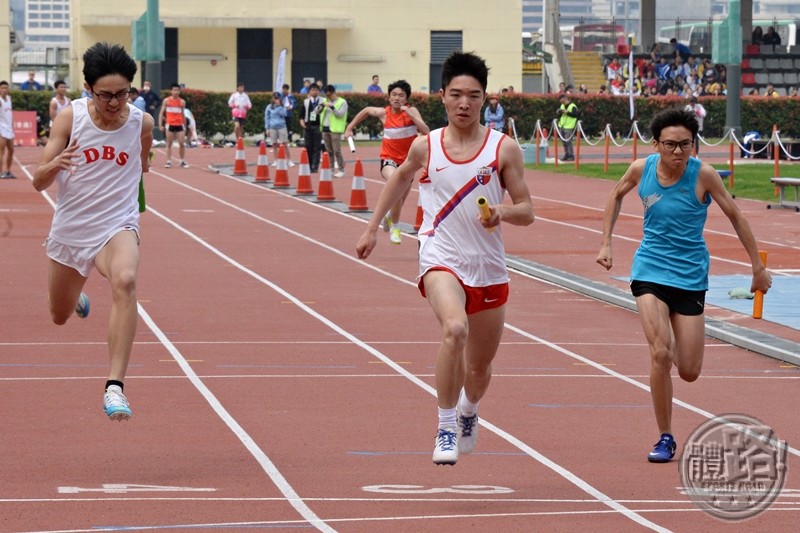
[648,433,676,463]
[75,292,90,318]
[104,385,133,421]
[432,427,458,465]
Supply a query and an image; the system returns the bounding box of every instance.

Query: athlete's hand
[356,229,378,260]
[56,139,81,174]
[751,267,772,295]
[596,245,613,270]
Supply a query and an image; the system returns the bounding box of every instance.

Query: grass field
[534,161,791,202]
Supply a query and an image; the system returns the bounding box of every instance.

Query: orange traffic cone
[348,159,368,211]
[295,149,314,195]
[255,140,270,182]
[315,152,336,202]
[273,144,290,188]
[414,195,424,232]
[233,137,248,176]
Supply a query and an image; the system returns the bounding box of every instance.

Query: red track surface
[1,142,799,532]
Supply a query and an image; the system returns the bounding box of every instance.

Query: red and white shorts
[418,266,509,315]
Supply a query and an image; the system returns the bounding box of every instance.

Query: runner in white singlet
[357,52,534,466]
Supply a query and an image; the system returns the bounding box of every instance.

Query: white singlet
[418,127,508,287]
[49,99,144,247]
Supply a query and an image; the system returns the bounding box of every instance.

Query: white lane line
[136,303,334,533]
[27,174,334,533]
[146,202,671,533]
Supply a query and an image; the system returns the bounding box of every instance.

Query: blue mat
[706,275,799,330]
[612,275,798,330]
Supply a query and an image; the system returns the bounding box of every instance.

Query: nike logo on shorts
[484,297,499,303]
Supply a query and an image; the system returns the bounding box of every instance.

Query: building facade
[69,0,522,95]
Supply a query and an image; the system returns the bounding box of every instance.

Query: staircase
[566,51,606,93]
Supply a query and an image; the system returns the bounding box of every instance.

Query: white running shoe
[75,292,90,318]
[457,407,479,454]
[288,160,296,167]
[180,160,190,168]
[390,227,402,245]
[432,427,458,465]
[103,385,132,421]
[333,170,345,178]
[165,160,172,168]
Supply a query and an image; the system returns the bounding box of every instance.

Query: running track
[1,142,799,532]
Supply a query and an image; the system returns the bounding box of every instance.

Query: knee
[678,363,701,383]
[650,346,673,373]
[50,309,69,326]
[111,269,137,297]
[441,318,468,348]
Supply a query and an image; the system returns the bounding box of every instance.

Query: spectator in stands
[299,79,312,94]
[762,26,782,47]
[765,83,781,98]
[598,85,608,95]
[656,56,672,82]
[790,86,799,97]
[669,38,691,61]
[606,56,622,83]
[643,70,658,93]
[649,43,661,63]
[752,26,764,45]
[21,70,43,91]
[748,87,760,96]
[578,83,589,94]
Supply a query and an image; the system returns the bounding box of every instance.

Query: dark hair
[650,107,699,140]
[325,84,336,93]
[0,80,8,87]
[130,87,139,95]
[171,83,180,89]
[82,42,137,87]
[54,80,66,89]
[387,79,411,98]
[441,51,489,92]
[282,84,290,90]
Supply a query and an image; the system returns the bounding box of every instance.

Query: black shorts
[380,159,399,171]
[631,280,706,316]
[167,124,184,133]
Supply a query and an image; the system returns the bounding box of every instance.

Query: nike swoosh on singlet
[435,165,450,172]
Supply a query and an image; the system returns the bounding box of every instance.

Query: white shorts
[45,226,139,277]
[0,125,14,140]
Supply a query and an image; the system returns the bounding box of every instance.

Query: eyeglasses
[92,89,131,103]
[659,140,694,152]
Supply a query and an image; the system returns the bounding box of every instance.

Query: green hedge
[11,89,800,141]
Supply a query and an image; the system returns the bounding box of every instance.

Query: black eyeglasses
[92,89,131,103]
[659,140,694,152]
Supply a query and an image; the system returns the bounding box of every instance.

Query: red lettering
[102,146,116,160]
[84,148,99,163]
[116,152,129,166]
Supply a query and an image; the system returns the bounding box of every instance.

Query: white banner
[628,48,634,120]
[275,48,287,91]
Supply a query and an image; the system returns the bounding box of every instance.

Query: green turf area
[532,162,789,202]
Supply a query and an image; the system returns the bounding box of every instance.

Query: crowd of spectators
[601,41,728,98]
